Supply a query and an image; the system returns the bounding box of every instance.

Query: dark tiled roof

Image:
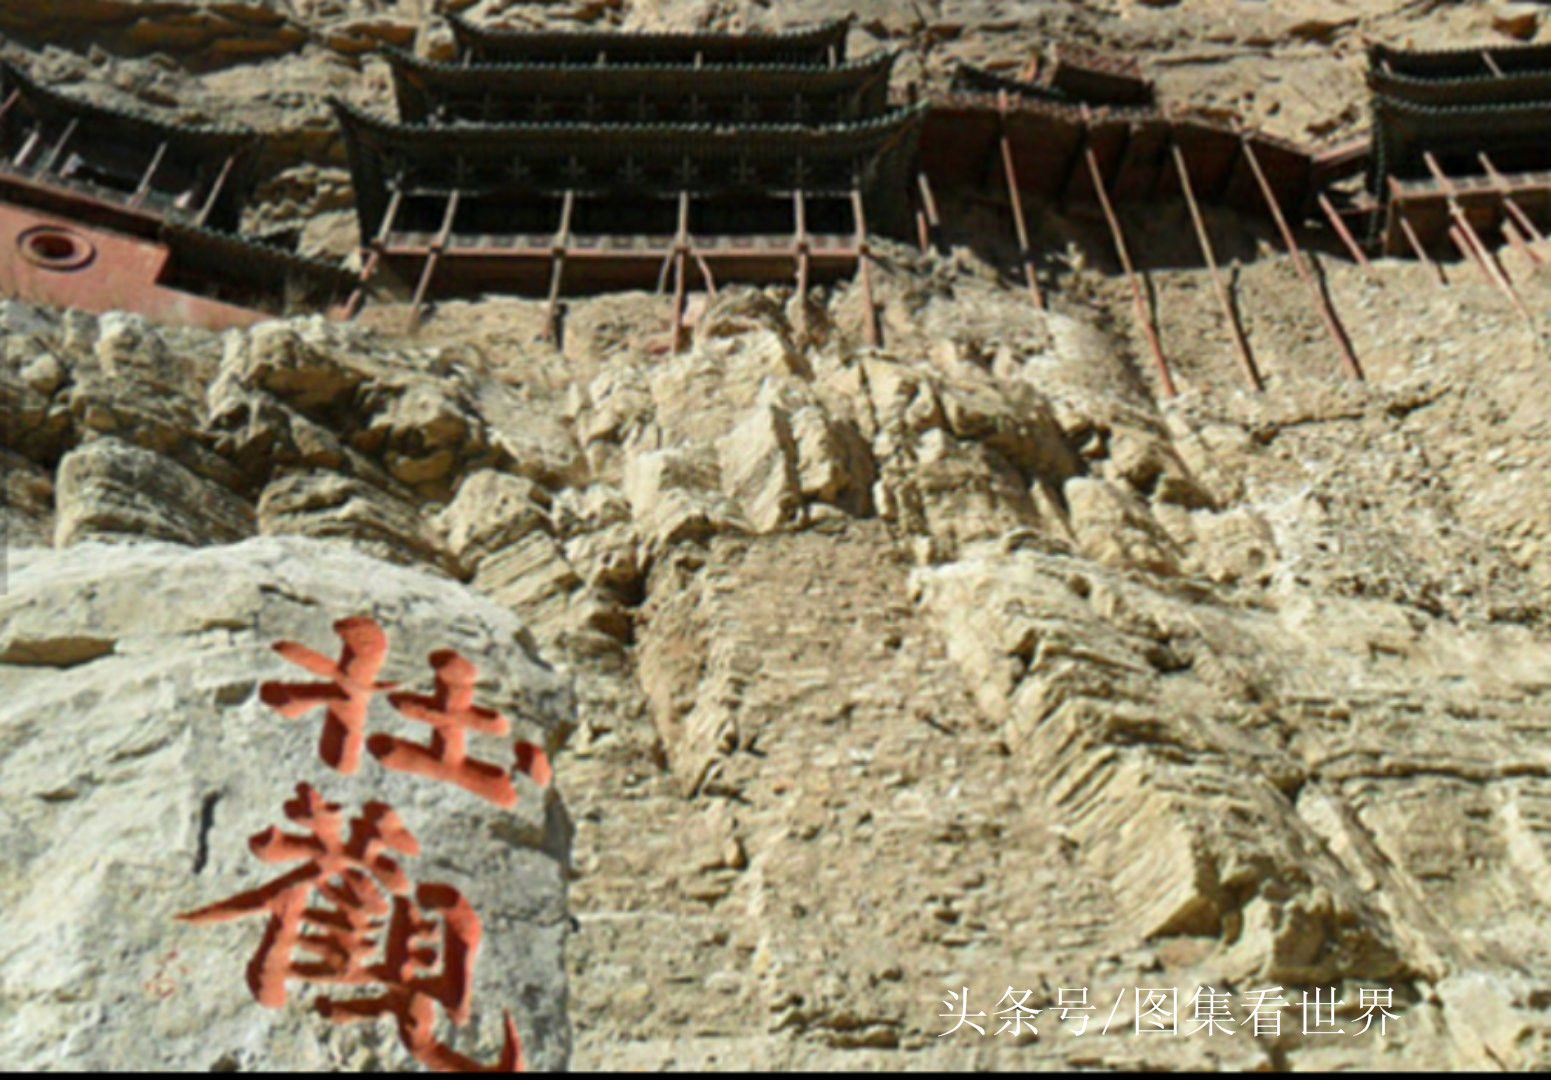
[384,45,895,123]
[0,59,259,157]
[1369,39,1551,79]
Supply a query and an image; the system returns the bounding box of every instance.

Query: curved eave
[1368,39,1551,79]
[0,59,259,159]
[161,221,358,291]
[332,97,924,152]
[445,13,852,64]
[1369,65,1551,106]
[1371,91,1551,185]
[384,45,896,123]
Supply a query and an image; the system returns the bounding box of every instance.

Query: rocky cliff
[6,0,1551,1072]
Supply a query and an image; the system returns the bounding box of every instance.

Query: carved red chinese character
[175,783,419,1007]
[370,650,521,807]
[260,616,396,775]
[316,883,524,1072]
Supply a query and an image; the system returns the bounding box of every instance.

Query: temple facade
[1367,40,1551,256]
[336,15,923,342]
[0,58,352,329]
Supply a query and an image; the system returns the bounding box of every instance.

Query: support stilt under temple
[543,189,574,344]
[916,171,941,255]
[197,154,235,227]
[408,189,459,333]
[1085,144,1176,398]
[794,188,810,343]
[130,141,168,210]
[1317,193,1372,273]
[852,187,879,348]
[997,91,1044,309]
[1172,140,1261,392]
[1394,199,1446,287]
[1241,132,1364,382]
[671,190,690,352]
[1426,151,1530,321]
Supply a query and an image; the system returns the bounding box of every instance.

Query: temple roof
[332,97,924,237]
[1371,91,1551,183]
[160,220,356,294]
[384,45,895,124]
[1368,39,1551,80]
[445,13,852,66]
[1370,64,1551,106]
[0,59,259,160]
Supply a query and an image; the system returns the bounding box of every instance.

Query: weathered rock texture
[7,0,1551,1072]
[0,538,572,1071]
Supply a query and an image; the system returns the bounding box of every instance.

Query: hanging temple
[1,16,1549,380]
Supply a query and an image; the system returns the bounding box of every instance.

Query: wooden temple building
[335,15,924,343]
[0,58,353,329]
[1366,40,1551,263]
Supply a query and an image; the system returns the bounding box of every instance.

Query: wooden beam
[196,154,236,227]
[129,140,168,210]
[1172,140,1261,392]
[998,91,1044,309]
[916,171,941,255]
[671,190,690,353]
[343,249,380,320]
[40,118,78,175]
[1479,151,1547,248]
[794,188,811,343]
[1500,215,1538,273]
[0,88,19,127]
[1425,151,1530,319]
[13,125,41,168]
[375,185,404,245]
[1393,196,1447,287]
[852,187,880,348]
[1482,50,1504,77]
[1317,193,1372,272]
[1240,132,1364,381]
[543,189,574,345]
[1086,145,1176,398]
[408,189,459,333]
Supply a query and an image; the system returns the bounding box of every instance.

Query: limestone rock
[0,537,571,1070]
[55,438,253,547]
[623,448,746,556]
[717,405,803,533]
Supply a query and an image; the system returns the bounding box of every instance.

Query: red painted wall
[0,202,271,331]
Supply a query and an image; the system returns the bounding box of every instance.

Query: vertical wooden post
[0,88,20,127]
[130,140,169,209]
[998,91,1044,309]
[793,188,810,343]
[543,189,574,344]
[1085,144,1177,397]
[852,187,880,347]
[916,171,941,255]
[1317,193,1372,272]
[197,154,236,226]
[670,190,690,353]
[1240,132,1364,381]
[408,189,459,333]
[1171,140,1262,392]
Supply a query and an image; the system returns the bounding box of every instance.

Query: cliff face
[5,0,1551,1072]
